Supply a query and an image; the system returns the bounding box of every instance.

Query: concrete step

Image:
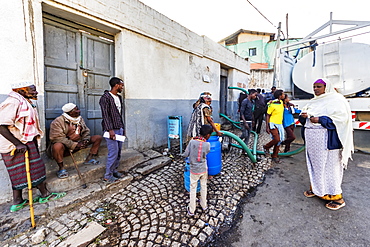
[45,148,146,192]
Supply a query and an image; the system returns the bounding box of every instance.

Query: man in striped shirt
[99,77,125,183]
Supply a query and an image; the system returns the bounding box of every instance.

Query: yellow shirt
[267,100,284,124]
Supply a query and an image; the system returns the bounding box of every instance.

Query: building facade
[0,0,250,203]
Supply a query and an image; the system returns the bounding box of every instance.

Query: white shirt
[109,92,121,114]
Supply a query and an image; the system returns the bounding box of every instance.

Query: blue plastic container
[184,158,201,192]
[207,136,222,175]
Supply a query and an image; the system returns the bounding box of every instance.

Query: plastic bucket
[214,123,221,131]
[207,136,222,175]
[184,158,201,192]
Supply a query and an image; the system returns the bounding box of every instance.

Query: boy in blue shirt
[183,124,213,216]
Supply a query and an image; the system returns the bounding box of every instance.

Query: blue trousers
[104,128,123,179]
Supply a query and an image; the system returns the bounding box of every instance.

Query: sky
[139,0,370,44]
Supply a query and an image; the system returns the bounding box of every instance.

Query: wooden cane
[11,149,36,228]
[69,150,87,189]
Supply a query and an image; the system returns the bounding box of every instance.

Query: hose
[212,130,257,163]
[228,86,248,94]
[219,113,306,157]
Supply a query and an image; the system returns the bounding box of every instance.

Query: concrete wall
[0,0,249,203]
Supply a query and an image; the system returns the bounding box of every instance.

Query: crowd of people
[0,78,353,215]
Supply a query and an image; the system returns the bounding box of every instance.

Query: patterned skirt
[2,141,46,190]
[305,124,343,198]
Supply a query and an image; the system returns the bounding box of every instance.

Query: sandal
[272,157,281,164]
[83,159,100,165]
[57,169,69,179]
[102,177,118,183]
[38,192,67,204]
[303,190,316,198]
[10,199,29,212]
[263,145,270,157]
[326,200,346,211]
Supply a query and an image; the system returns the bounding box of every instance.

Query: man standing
[265,86,276,103]
[49,103,103,179]
[240,89,257,146]
[0,82,65,212]
[252,88,267,134]
[99,77,125,183]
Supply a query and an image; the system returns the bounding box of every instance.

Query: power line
[245,0,286,39]
[245,0,277,29]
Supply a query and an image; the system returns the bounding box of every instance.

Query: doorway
[43,14,115,138]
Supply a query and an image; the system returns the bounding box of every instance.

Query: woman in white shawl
[299,78,353,210]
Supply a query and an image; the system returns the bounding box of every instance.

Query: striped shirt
[99,90,124,131]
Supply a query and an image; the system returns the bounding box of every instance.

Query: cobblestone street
[3,131,273,247]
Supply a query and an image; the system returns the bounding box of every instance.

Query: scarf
[62,113,82,134]
[301,79,354,168]
[9,91,43,142]
[187,103,210,138]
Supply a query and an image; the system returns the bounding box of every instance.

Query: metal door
[82,34,114,134]
[220,68,229,116]
[43,17,114,138]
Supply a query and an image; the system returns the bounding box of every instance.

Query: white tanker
[275,15,370,151]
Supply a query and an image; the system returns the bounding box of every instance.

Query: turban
[11,81,34,89]
[314,79,326,85]
[62,103,77,113]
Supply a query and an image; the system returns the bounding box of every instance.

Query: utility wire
[245,0,286,39]
[245,0,276,28]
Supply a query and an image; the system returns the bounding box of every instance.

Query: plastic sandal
[38,192,67,204]
[57,169,69,179]
[83,159,100,165]
[10,199,29,212]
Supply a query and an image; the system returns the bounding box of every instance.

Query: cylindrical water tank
[207,136,222,176]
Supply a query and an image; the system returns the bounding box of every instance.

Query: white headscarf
[302,78,354,168]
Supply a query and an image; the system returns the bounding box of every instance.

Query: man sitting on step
[49,103,103,179]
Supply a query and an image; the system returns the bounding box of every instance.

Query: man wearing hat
[0,82,65,212]
[49,103,102,179]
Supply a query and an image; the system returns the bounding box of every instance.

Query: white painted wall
[0,0,249,203]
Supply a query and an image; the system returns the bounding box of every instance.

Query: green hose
[219,113,241,129]
[231,143,305,156]
[212,130,257,163]
[219,113,306,157]
[228,86,248,94]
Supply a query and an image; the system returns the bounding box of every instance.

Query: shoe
[113,171,123,178]
[263,145,270,157]
[303,190,316,198]
[326,200,346,211]
[57,169,69,179]
[272,157,281,164]
[187,206,194,216]
[202,206,209,213]
[38,192,66,204]
[10,199,29,212]
[103,177,118,183]
[83,159,100,165]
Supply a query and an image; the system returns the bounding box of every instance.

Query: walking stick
[69,150,87,189]
[11,149,36,228]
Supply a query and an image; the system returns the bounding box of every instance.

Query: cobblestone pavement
[3,130,274,247]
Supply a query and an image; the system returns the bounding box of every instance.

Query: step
[45,149,146,192]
